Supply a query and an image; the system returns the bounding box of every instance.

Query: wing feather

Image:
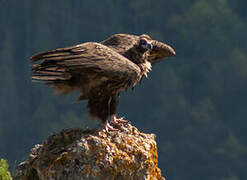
[30,42,141,89]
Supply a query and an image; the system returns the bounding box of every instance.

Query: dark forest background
[0,0,247,179]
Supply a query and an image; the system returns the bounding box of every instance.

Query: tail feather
[31,65,77,94]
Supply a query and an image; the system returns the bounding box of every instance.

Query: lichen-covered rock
[15,124,165,180]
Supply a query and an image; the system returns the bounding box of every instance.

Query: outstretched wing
[30,42,141,94]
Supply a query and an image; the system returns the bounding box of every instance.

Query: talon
[115,117,129,124]
[103,121,118,132]
[110,115,129,127]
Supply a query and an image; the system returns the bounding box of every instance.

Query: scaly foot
[102,121,118,132]
[110,115,129,127]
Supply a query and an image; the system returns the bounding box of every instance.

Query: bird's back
[30,42,141,96]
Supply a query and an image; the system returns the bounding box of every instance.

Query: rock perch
[15,123,165,180]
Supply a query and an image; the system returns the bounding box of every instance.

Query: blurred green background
[0,0,247,179]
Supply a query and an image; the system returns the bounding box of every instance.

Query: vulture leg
[108,93,128,127]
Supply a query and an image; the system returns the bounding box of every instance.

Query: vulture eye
[139,39,153,50]
[140,39,147,46]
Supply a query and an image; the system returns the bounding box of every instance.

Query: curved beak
[149,40,176,64]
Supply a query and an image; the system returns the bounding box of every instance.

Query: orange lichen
[16,124,165,179]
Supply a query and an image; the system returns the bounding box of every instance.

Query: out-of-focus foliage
[0,159,12,180]
[0,0,247,179]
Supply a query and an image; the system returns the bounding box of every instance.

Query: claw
[102,115,129,132]
[110,115,129,127]
[115,117,129,124]
[103,121,118,132]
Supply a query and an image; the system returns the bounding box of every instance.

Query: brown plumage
[30,33,175,131]
[101,34,176,64]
